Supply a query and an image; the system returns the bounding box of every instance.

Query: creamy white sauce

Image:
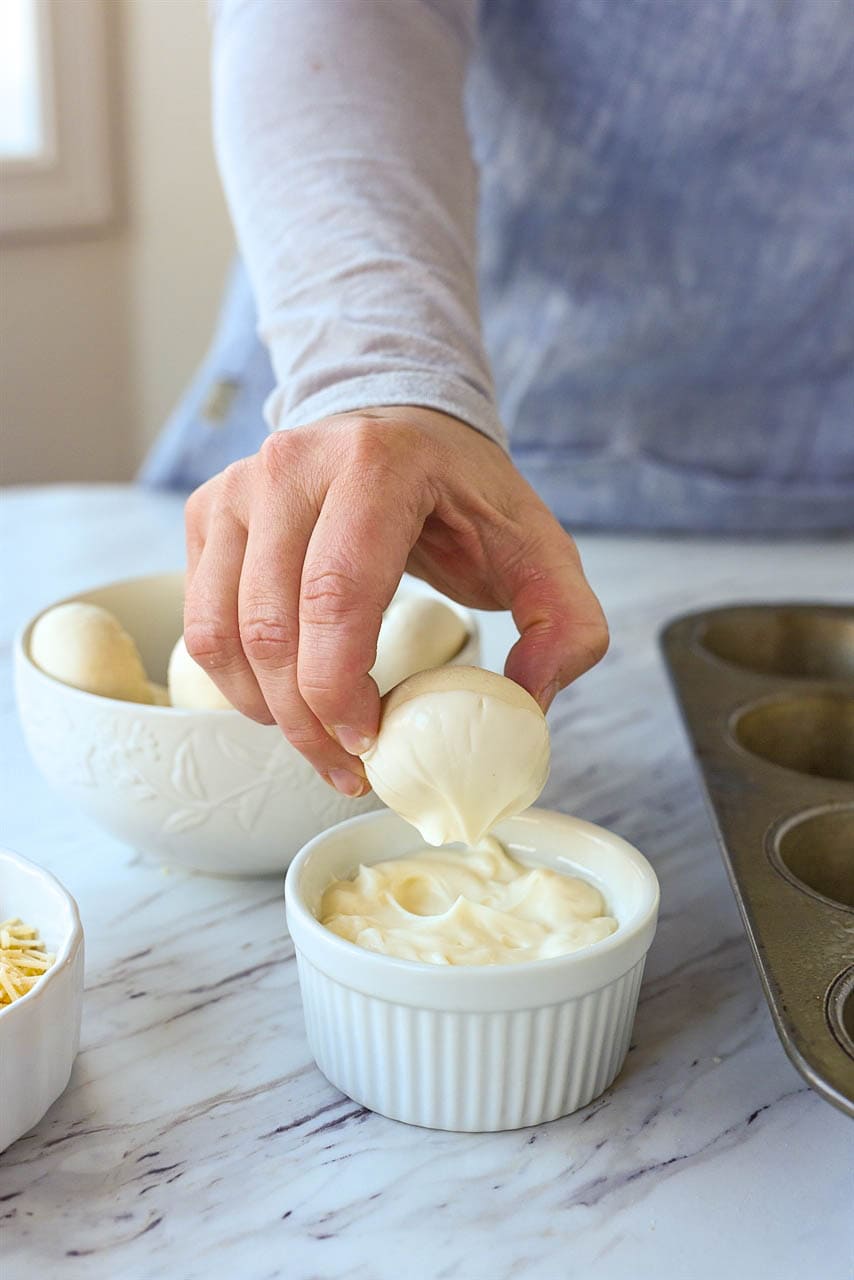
[319,836,617,966]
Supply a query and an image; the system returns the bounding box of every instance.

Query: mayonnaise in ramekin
[319,835,617,965]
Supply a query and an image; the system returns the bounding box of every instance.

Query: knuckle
[282,722,333,760]
[345,418,417,474]
[260,429,304,482]
[300,567,364,625]
[184,481,211,529]
[239,613,296,666]
[494,527,549,582]
[284,723,324,751]
[347,418,384,460]
[217,457,250,507]
[507,557,559,603]
[183,620,241,670]
[297,669,345,712]
[569,616,609,673]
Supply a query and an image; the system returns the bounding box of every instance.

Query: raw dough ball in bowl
[370,597,469,695]
[168,635,234,711]
[16,572,477,875]
[362,666,550,846]
[29,602,153,705]
[168,588,471,710]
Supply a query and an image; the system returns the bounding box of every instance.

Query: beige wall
[0,0,235,484]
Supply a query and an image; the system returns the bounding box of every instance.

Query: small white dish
[0,849,84,1152]
[285,808,660,1131]
[14,572,479,877]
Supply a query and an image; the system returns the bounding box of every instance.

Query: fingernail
[538,680,560,711]
[333,725,375,756]
[329,768,368,798]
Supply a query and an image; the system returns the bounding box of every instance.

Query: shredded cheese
[0,918,55,1006]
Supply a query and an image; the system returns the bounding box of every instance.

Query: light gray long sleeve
[211,0,506,447]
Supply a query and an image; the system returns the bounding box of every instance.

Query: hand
[183,407,608,795]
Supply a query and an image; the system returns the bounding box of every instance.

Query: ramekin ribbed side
[295,951,646,1131]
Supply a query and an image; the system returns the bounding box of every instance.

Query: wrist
[269,375,509,454]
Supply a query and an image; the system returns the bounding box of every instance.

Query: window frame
[0,0,113,240]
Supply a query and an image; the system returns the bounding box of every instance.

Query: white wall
[0,234,134,482]
[123,0,235,462]
[0,0,235,484]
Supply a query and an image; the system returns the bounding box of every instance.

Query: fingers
[182,415,602,796]
[501,520,609,709]
[237,479,370,794]
[184,511,273,723]
[297,479,428,750]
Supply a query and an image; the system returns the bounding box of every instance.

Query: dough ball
[30,602,154,705]
[371,596,469,695]
[148,682,171,707]
[362,665,550,846]
[167,635,234,711]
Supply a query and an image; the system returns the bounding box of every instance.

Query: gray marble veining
[1,486,851,1279]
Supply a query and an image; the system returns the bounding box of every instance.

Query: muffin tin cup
[661,602,854,1116]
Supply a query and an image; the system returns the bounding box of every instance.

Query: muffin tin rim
[764,802,854,915]
[661,601,854,1116]
[825,965,854,1060]
[686,602,854,683]
[722,688,854,786]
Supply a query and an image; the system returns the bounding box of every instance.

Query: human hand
[183,407,608,795]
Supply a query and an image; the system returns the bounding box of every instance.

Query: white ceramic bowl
[286,808,660,1131]
[0,849,84,1152]
[14,572,479,877]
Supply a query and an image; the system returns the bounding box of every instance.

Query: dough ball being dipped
[30,602,154,705]
[370,596,469,695]
[361,666,550,847]
[167,635,234,711]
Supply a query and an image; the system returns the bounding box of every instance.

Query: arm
[186,0,607,794]
[212,0,504,444]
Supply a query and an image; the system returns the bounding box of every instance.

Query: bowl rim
[285,807,660,1008]
[15,570,480,715]
[0,847,84,1025]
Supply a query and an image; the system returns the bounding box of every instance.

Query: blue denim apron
[142,0,854,532]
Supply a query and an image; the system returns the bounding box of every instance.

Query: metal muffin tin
[660,602,854,1116]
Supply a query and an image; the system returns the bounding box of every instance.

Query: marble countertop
[1,485,851,1280]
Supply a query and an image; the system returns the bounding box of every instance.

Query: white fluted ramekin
[285,808,659,1131]
[0,849,84,1151]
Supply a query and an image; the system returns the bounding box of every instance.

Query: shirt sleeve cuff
[264,372,509,453]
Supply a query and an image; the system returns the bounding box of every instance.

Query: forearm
[212,0,505,447]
